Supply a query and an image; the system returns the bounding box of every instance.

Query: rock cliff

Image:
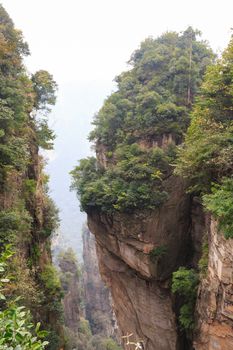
[71,29,233,350]
[83,226,119,339]
[194,219,233,350]
[87,176,192,350]
[87,185,233,350]
[59,249,81,333]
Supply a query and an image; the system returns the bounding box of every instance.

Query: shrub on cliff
[71,146,169,213]
[172,267,199,330]
[0,208,32,245]
[203,178,233,238]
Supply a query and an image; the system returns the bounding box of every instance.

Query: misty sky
[1,0,232,258]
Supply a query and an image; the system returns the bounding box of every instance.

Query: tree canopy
[176,35,233,238]
[72,28,214,213]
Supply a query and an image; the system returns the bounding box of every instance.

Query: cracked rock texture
[88,176,192,350]
[87,136,233,349]
[194,219,233,350]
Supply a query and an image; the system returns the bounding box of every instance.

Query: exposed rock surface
[59,250,81,333]
[87,176,193,350]
[194,219,233,350]
[83,227,119,339]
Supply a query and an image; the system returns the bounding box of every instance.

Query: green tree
[203,178,233,239]
[176,36,233,193]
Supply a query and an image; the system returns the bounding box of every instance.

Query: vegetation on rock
[72,28,213,213]
[0,4,63,349]
[203,178,233,238]
[0,246,49,349]
[176,35,233,238]
[172,267,199,331]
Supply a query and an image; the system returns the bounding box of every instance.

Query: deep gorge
[0,3,233,350]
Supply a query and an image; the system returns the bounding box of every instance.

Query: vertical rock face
[83,227,119,339]
[194,219,233,350]
[59,251,81,333]
[86,177,233,350]
[87,176,192,350]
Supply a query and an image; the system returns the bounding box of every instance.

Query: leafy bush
[23,178,37,194]
[71,145,170,213]
[0,306,49,350]
[178,303,195,331]
[172,267,199,296]
[40,197,59,238]
[0,246,49,349]
[198,236,209,276]
[172,267,199,331]
[40,265,61,297]
[149,245,167,262]
[203,178,233,239]
[0,208,32,244]
[79,317,92,338]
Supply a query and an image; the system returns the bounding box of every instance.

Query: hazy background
[1,0,232,258]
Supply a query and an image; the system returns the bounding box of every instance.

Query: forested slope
[0,5,64,349]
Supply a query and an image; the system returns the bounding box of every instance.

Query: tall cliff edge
[72,30,233,350]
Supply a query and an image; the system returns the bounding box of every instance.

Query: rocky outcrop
[86,162,233,350]
[194,219,233,350]
[137,133,179,150]
[87,176,193,350]
[59,249,81,333]
[83,227,119,339]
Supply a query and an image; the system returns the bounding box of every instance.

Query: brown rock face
[83,228,119,339]
[194,219,233,350]
[87,176,192,350]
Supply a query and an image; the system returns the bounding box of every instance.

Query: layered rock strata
[88,176,192,350]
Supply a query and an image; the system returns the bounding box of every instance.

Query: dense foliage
[176,36,233,238]
[203,178,233,238]
[0,247,49,350]
[172,267,199,331]
[149,245,168,262]
[90,28,213,148]
[176,37,233,189]
[71,145,170,213]
[72,28,213,213]
[198,236,209,276]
